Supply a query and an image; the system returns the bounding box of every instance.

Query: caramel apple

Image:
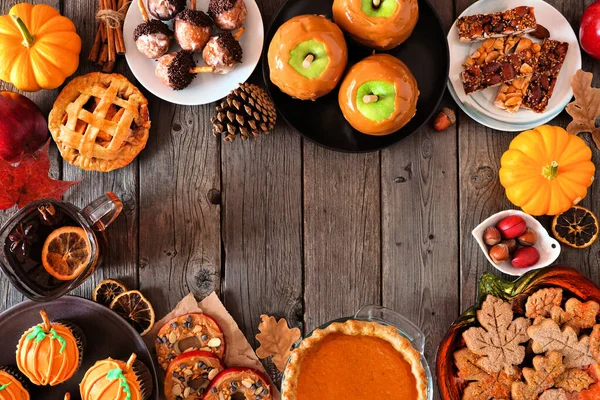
[332,0,418,50]
[268,14,348,101]
[338,54,419,136]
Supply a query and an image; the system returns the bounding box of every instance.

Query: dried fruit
[511,247,540,268]
[497,215,527,239]
[454,348,517,400]
[511,351,566,400]
[462,295,530,374]
[489,243,510,264]
[550,298,600,331]
[555,368,594,392]
[93,279,128,307]
[41,226,92,281]
[525,288,563,319]
[552,206,599,249]
[432,107,456,132]
[566,70,600,148]
[528,319,596,368]
[109,290,155,336]
[483,226,501,246]
[517,228,537,246]
[255,314,301,372]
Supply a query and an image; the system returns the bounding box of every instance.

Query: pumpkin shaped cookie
[80,353,152,400]
[165,351,225,400]
[156,313,226,369]
[0,366,30,400]
[16,310,83,386]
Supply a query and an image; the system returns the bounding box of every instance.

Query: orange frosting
[339,54,419,136]
[80,358,143,400]
[16,320,80,386]
[268,14,348,101]
[296,333,419,399]
[0,370,29,400]
[332,0,419,50]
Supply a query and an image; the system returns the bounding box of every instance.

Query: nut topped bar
[457,6,537,43]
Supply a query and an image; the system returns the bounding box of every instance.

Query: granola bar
[461,46,537,95]
[463,36,522,68]
[522,39,569,113]
[457,6,537,43]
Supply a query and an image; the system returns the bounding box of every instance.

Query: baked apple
[338,54,419,136]
[332,0,419,50]
[268,14,348,101]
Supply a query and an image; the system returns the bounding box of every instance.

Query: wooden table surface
[1,0,600,397]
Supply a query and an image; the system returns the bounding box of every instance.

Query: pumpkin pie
[0,367,30,400]
[48,72,151,172]
[281,320,428,400]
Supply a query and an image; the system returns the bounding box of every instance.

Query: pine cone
[212,83,277,142]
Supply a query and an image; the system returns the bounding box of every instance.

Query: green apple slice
[356,80,396,122]
[361,0,397,17]
[289,40,329,79]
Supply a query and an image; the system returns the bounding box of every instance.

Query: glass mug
[0,193,122,301]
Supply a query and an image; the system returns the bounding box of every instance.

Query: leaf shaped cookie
[511,351,566,400]
[255,314,301,372]
[566,69,600,149]
[539,389,567,400]
[555,368,594,392]
[463,295,530,375]
[454,348,517,400]
[550,298,599,332]
[528,319,596,368]
[590,325,600,363]
[526,288,563,319]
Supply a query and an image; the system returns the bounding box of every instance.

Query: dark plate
[0,296,159,400]
[261,0,450,152]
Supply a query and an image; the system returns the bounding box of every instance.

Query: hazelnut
[483,226,501,246]
[502,239,517,253]
[517,228,537,246]
[489,243,510,264]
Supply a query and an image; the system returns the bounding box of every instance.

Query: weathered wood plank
[303,143,381,330]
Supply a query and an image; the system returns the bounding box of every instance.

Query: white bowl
[472,210,561,276]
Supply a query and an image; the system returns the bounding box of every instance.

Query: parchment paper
[144,292,281,400]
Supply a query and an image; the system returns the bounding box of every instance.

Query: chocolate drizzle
[176,9,213,27]
[133,20,172,41]
[208,0,237,18]
[215,32,243,63]
[167,50,197,91]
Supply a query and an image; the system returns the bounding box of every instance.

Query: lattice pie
[49,73,151,172]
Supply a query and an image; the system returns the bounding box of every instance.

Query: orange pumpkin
[499,125,595,216]
[0,3,81,91]
[16,310,81,386]
[0,368,29,400]
[80,354,149,400]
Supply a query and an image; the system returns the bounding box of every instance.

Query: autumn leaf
[454,348,517,400]
[511,351,566,400]
[539,389,567,400]
[590,325,600,362]
[526,288,563,319]
[462,295,530,375]
[0,141,79,210]
[528,319,596,368]
[566,69,600,148]
[555,368,594,392]
[255,314,301,372]
[550,298,599,332]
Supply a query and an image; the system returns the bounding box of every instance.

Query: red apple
[580,0,600,59]
[0,91,48,163]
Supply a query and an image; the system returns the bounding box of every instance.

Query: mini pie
[48,73,151,172]
[281,320,428,400]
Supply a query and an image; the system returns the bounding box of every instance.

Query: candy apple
[288,40,329,79]
[361,0,397,17]
[0,91,48,163]
[580,0,600,59]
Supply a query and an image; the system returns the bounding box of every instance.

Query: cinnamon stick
[99,43,109,65]
[103,0,116,63]
[115,0,128,54]
[102,60,115,73]
[89,25,103,62]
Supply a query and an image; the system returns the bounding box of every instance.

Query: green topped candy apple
[356,81,396,122]
[288,40,329,79]
[360,0,398,18]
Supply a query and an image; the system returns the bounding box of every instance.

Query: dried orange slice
[41,226,91,281]
[110,290,155,336]
[552,206,599,249]
[93,279,128,306]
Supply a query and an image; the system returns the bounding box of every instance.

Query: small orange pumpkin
[0,3,81,92]
[0,368,29,400]
[80,354,148,400]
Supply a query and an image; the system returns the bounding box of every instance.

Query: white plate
[123,0,264,105]
[448,0,581,130]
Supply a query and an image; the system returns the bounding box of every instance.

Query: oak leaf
[255,314,301,372]
[566,69,600,148]
[0,141,79,210]
[525,288,563,319]
[462,295,530,375]
[528,319,596,368]
[555,368,594,392]
[511,351,566,400]
[590,325,600,362]
[550,298,599,332]
[539,389,567,400]
[454,348,517,400]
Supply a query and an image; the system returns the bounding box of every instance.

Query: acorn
[489,243,510,264]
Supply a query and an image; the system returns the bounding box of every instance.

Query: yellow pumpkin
[0,3,81,92]
[499,125,596,216]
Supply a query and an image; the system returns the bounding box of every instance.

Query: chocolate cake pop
[208,0,247,30]
[174,0,213,52]
[155,50,215,90]
[148,0,185,20]
[202,29,243,74]
[134,0,172,59]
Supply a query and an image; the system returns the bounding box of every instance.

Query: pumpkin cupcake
[0,366,30,400]
[80,353,153,400]
[16,310,84,386]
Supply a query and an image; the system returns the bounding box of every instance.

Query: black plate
[262,0,449,152]
[0,296,159,400]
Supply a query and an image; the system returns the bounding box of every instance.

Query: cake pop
[174,0,213,52]
[208,0,247,30]
[148,0,185,20]
[134,0,172,59]
[155,50,215,90]
[202,29,243,74]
